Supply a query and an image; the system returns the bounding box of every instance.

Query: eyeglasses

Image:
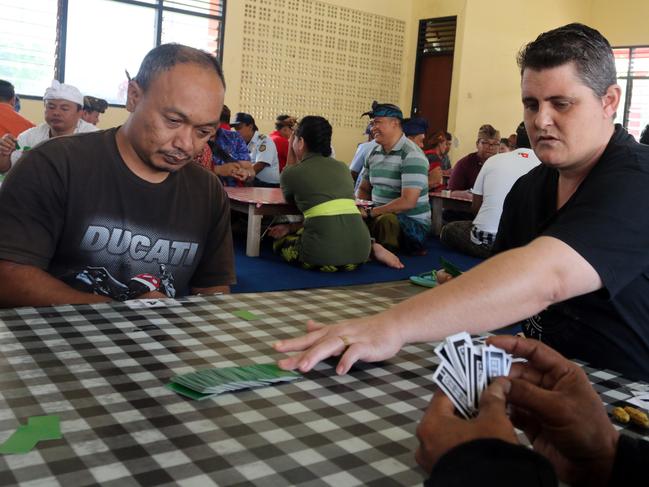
[479,140,500,148]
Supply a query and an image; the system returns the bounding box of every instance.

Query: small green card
[232,310,260,321]
[0,415,61,454]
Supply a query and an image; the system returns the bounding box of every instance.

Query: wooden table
[429,190,473,235]
[225,187,300,257]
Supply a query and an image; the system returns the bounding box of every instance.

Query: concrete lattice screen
[240,0,405,130]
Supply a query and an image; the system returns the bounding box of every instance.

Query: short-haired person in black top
[276,24,649,382]
[0,44,236,306]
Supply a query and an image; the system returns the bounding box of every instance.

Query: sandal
[409,270,438,288]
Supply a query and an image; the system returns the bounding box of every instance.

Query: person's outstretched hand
[274,315,405,375]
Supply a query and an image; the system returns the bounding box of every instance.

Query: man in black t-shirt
[0,44,235,307]
[274,23,649,384]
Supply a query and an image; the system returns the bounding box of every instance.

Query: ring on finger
[338,335,351,348]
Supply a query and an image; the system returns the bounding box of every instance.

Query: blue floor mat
[231,235,483,293]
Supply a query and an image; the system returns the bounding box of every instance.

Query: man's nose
[172,125,194,153]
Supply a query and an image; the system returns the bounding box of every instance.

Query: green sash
[303,198,360,219]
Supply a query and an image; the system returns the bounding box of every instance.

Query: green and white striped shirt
[363,135,431,228]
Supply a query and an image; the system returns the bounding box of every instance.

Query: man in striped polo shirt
[357,101,431,255]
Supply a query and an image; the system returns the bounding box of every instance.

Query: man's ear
[125,80,142,113]
[602,84,622,119]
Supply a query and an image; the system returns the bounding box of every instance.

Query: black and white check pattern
[0,288,646,486]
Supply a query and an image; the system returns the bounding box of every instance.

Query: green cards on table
[167,363,302,400]
[0,415,61,454]
[231,310,260,321]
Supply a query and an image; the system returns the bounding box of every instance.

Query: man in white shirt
[0,80,98,172]
[440,123,541,258]
[231,112,280,187]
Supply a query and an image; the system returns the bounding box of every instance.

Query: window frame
[18,0,227,106]
[613,44,649,133]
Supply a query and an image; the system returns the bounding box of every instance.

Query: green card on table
[0,415,61,454]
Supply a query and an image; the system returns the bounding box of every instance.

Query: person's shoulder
[607,126,649,169]
[454,151,476,166]
[182,160,224,189]
[18,123,47,141]
[77,119,100,133]
[401,138,428,161]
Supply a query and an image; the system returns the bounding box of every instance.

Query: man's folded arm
[0,260,111,308]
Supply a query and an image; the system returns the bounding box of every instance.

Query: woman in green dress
[269,116,403,271]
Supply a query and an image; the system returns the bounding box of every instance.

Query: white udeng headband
[43,80,84,106]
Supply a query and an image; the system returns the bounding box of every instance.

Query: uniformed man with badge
[231,112,280,187]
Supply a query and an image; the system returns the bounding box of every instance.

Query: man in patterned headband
[356,101,431,255]
[82,95,109,126]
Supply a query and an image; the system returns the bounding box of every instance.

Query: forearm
[379,237,601,344]
[252,162,267,174]
[0,261,111,308]
[373,196,416,215]
[357,185,371,200]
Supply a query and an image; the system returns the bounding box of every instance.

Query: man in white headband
[0,80,98,172]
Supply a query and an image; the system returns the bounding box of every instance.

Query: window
[613,46,649,141]
[0,0,58,98]
[0,0,226,104]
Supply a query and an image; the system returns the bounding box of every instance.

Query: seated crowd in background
[440,122,541,258]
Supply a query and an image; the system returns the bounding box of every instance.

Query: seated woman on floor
[268,116,403,271]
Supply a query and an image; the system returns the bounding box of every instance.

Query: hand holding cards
[433,332,512,419]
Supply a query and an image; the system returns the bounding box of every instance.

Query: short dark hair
[133,43,225,92]
[427,130,447,150]
[275,114,295,130]
[220,104,231,124]
[0,80,15,102]
[517,23,616,96]
[83,96,108,113]
[294,116,332,157]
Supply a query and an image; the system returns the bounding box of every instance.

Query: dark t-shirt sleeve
[189,181,236,288]
[426,439,557,487]
[541,162,649,297]
[0,147,67,268]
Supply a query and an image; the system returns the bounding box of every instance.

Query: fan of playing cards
[433,332,512,419]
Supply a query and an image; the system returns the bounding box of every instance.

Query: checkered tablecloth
[0,288,646,486]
